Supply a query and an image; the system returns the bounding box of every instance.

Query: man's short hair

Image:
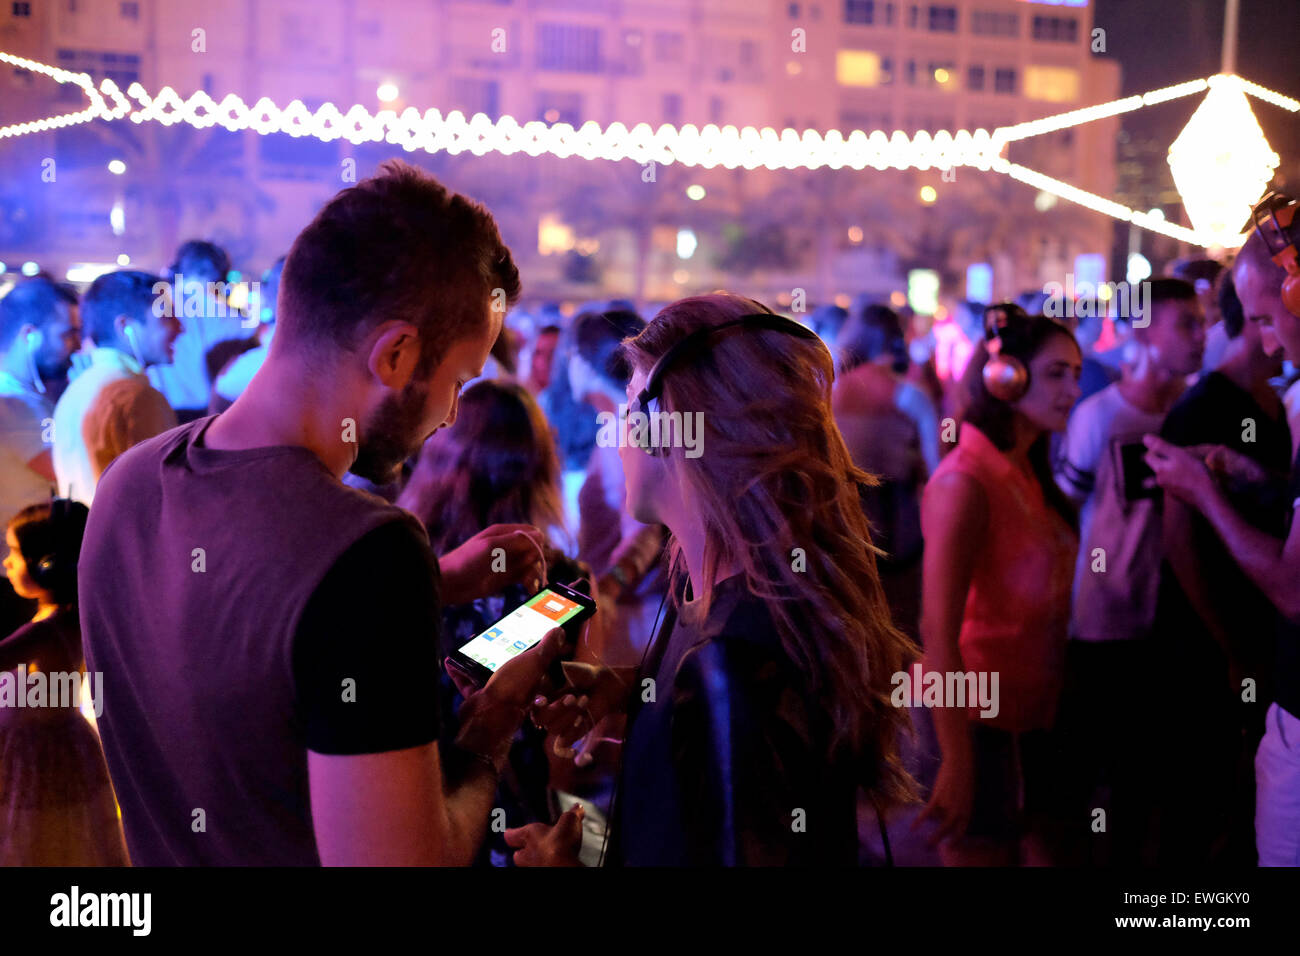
[82,271,161,347]
[276,159,521,370]
[168,240,231,283]
[1235,228,1291,294]
[0,276,77,347]
[1217,268,1247,338]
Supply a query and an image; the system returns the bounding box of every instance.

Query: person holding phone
[1051,278,1204,865]
[512,292,917,866]
[79,161,554,866]
[915,310,1081,867]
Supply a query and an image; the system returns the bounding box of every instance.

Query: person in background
[0,499,128,866]
[1071,298,1120,404]
[522,324,561,396]
[1148,270,1289,866]
[209,257,285,415]
[567,308,666,665]
[1144,202,1300,867]
[834,302,936,639]
[0,278,81,633]
[517,293,915,866]
[148,240,246,421]
[51,271,179,506]
[808,303,849,367]
[398,379,592,865]
[1052,277,1205,865]
[917,311,1081,866]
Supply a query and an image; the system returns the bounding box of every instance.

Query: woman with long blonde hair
[510,293,915,866]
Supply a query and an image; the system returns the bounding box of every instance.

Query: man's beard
[350,382,429,485]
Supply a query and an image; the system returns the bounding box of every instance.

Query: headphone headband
[638,311,821,407]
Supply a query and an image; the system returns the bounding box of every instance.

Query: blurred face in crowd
[530,328,559,389]
[1236,257,1300,364]
[34,300,82,380]
[351,304,501,484]
[1143,296,1205,377]
[127,304,182,367]
[3,527,41,601]
[1010,333,1082,434]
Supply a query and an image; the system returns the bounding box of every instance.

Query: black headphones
[628,311,823,456]
[29,497,79,593]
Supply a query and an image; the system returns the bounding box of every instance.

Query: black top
[1277,447,1300,720]
[1154,371,1291,715]
[608,575,859,866]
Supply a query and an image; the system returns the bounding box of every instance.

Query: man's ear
[365,321,422,389]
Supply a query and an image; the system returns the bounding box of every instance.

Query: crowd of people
[0,159,1297,867]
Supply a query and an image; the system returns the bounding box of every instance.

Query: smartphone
[1115,440,1159,501]
[448,582,595,687]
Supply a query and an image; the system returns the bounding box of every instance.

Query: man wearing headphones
[1145,192,1300,866]
[51,270,179,506]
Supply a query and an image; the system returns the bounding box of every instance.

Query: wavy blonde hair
[620,292,917,807]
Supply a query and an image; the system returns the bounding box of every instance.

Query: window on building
[452,77,501,119]
[1024,65,1080,102]
[845,0,875,24]
[12,1,31,16]
[740,39,758,68]
[358,19,380,38]
[662,92,683,126]
[927,5,957,32]
[67,0,78,13]
[971,10,1018,37]
[537,23,602,73]
[789,2,800,16]
[617,28,644,75]
[55,48,140,93]
[880,56,894,84]
[836,49,884,86]
[886,3,896,25]
[994,67,1016,94]
[120,1,139,20]
[1032,15,1078,42]
[907,4,918,28]
[653,31,685,63]
[967,64,985,91]
[904,58,917,85]
[536,90,583,126]
[709,95,725,126]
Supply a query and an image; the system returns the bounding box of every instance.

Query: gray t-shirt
[1057,384,1166,642]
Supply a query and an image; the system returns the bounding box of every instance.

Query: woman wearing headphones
[509,292,916,866]
[915,308,1081,866]
[0,500,129,865]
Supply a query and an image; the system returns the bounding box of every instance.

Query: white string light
[2,50,1295,248]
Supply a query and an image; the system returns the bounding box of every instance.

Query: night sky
[1093,0,1300,187]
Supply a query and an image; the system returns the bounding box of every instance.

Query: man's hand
[1143,434,1217,507]
[1185,443,1274,488]
[439,524,548,605]
[504,805,585,867]
[450,626,565,769]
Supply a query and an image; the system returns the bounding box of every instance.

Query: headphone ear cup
[1282,273,1300,320]
[983,354,1029,403]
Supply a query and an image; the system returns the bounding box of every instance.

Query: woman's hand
[530,662,632,766]
[504,805,585,867]
[438,524,548,605]
[914,752,975,847]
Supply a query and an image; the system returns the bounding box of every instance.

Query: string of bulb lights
[2,50,1296,248]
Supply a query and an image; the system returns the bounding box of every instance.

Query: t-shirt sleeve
[292,518,442,755]
[1057,392,1107,501]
